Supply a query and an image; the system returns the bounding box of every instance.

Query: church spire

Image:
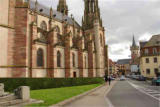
[132,35,136,47]
[82,0,102,30]
[57,0,68,15]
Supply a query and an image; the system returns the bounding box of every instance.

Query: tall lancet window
[57,51,61,67]
[72,53,75,67]
[37,48,44,67]
[85,56,87,68]
[40,21,47,30]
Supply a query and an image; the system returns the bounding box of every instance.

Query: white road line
[127,81,160,102]
[105,97,114,107]
[148,92,160,94]
[153,94,160,97]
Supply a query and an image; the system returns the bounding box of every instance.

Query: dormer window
[53,14,56,17]
[39,9,43,12]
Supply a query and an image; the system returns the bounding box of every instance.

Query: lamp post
[158,65,160,77]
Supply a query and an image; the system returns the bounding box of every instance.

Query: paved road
[107,79,160,107]
[128,79,160,92]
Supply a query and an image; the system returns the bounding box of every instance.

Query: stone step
[0,99,26,106]
[0,94,17,102]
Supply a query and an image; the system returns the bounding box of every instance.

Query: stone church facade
[0,0,108,78]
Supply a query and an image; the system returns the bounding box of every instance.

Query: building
[0,0,108,78]
[109,59,115,75]
[140,35,160,78]
[117,59,131,75]
[105,45,109,76]
[130,36,140,75]
[109,59,118,77]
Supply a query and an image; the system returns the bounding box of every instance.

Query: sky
[37,0,160,61]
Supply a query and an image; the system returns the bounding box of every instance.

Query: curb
[105,80,117,96]
[50,84,105,107]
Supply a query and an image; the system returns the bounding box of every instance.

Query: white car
[120,76,126,81]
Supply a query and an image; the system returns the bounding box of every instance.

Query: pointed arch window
[40,21,47,40]
[40,21,47,30]
[55,26,60,33]
[85,56,87,68]
[57,51,61,67]
[72,53,76,67]
[37,48,44,67]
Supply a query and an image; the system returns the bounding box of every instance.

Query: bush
[0,78,104,92]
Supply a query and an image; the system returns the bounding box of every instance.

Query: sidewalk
[63,80,117,107]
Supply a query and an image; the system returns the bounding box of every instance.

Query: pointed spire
[35,0,38,11]
[50,7,53,19]
[132,35,136,47]
[28,0,30,8]
[57,0,68,15]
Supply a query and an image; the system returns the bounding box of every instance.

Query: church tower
[57,0,68,15]
[82,0,102,30]
[83,0,105,77]
[130,36,139,59]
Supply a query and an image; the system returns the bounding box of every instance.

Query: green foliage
[28,84,101,106]
[0,78,104,92]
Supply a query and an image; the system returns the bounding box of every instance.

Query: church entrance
[73,72,77,78]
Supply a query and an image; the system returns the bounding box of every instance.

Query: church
[0,0,108,78]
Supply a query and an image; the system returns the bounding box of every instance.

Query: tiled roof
[117,59,131,65]
[29,0,81,28]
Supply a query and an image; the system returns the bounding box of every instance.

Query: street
[107,79,160,107]
[63,79,160,107]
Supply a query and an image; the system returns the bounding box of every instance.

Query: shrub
[0,78,104,92]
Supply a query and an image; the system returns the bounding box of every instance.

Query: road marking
[148,92,160,94]
[127,81,160,102]
[153,94,160,96]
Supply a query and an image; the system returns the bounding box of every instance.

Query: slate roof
[140,41,147,48]
[117,59,131,65]
[144,34,160,47]
[29,0,81,28]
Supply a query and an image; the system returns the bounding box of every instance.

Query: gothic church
[0,0,108,78]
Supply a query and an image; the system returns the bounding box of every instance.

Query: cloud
[38,0,160,61]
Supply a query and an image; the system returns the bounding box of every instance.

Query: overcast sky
[37,0,160,61]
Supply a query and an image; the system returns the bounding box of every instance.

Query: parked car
[120,76,125,81]
[152,76,160,86]
[137,75,146,81]
[111,77,115,80]
[131,75,138,80]
[126,74,131,78]
[135,75,140,80]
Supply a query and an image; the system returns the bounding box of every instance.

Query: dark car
[137,75,146,81]
[152,77,160,86]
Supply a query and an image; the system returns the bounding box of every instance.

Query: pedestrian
[104,75,108,85]
[108,76,111,85]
